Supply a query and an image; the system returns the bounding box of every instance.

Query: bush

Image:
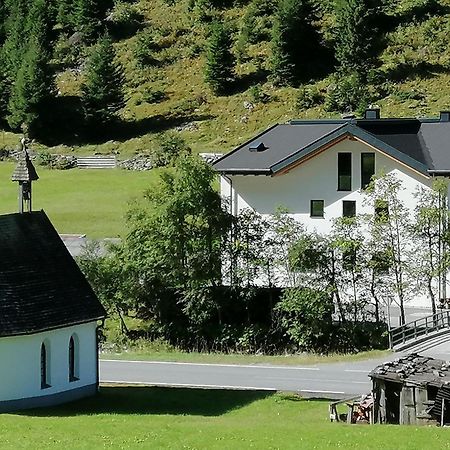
[275,287,334,353]
[107,1,143,37]
[152,132,191,167]
[296,85,324,110]
[324,71,371,113]
[248,84,271,104]
[133,29,158,67]
[238,0,276,47]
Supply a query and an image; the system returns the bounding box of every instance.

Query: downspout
[223,174,235,285]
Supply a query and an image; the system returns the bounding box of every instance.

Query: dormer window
[249,142,268,152]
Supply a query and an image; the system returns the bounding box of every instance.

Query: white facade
[0,321,98,407]
[221,137,434,233]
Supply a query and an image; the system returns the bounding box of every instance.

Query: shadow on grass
[15,386,274,418]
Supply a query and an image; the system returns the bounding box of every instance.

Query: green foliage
[81,33,125,128]
[133,29,158,67]
[334,0,381,74]
[123,154,231,291]
[73,0,101,42]
[275,287,334,352]
[248,83,271,104]
[295,84,324,110]
[270,0,322,86]
[204,20,235,95]
[7,0,53,135]
[324,71,370,113]
[152,131,191,167]
[238,0,276,47]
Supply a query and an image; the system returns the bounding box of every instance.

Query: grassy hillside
[3,0,450,159]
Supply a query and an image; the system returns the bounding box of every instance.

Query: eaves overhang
[215,168,272,175]
[270,123,430,176]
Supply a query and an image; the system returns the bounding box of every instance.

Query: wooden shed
[370,353,450,426]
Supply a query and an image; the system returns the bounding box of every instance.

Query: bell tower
[11,138,39,213]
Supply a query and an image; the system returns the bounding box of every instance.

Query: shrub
[248,84,271,104]
[324,71,371,113]
[275,287,334,353]
[296,85,324,110]
[107,1,143,37]
[134,29,158,67]
[152,132,191,167]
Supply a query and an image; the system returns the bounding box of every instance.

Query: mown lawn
[1,387,449,449]
[0,162,157,238]
[101,349,390,366]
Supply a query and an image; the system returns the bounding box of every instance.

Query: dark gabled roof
[213,117,450,176]
[0,211,106,337]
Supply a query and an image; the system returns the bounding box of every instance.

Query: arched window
[69,335,79,382]
[40,343,50,389]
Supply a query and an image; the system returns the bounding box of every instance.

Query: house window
[375,199,389,222]
[310,200,324,217]
[361,153,375,189]
[69,335,79,382]
[338,153,352,191]
[343,200,356,218]
[41,343,50,389]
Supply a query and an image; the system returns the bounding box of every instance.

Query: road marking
[101,359,320,371]
[301,389,345,395]
[101,381,346,396]
[344,369,369,373]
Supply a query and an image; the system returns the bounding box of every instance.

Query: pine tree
[204,20,235,95]
[270,0,322,86]
[7,37,52,133]
[334,0,380,74]
[81,33,125,127]
[57,0,76,30]
[73,0,100,42]
[6,0,53,134]
[3,0,27,78]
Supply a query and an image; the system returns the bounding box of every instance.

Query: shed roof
[213,117,450,175]
[11,149,39,182]
[0,211,106,337]
[369,353,450,388]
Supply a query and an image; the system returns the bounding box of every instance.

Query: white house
[214,109,450,233]
[0,148,106,412]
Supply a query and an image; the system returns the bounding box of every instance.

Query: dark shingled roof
[0,211,106,337]
[213,117,450,175]
[11,150,39,182]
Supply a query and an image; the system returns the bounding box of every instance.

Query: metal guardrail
[390,310,450,349]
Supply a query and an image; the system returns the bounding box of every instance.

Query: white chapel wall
[0,321,98,402]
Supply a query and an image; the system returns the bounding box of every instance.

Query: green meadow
[0,162,156,238]
[1,387,448,450]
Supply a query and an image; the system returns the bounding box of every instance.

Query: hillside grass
[0,162,156,237]
[2,0,449,159]
[2,387,449,449]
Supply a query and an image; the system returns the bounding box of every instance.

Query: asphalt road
[100,357,390,399]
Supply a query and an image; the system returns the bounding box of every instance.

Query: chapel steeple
[11,138,39,213]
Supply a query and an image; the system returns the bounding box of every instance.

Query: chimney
[440,111,450,122]
[364,108,380,120]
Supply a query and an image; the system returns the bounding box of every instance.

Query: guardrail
[390,310,450,349]
[77,156,116,169]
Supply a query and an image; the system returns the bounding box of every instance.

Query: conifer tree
[6,0,52,134]
[81,33,125,127]
[270,0,321,86]
[204,20,235,95]
[334,0,380,74]
[73,0,100,42]
[57,0,75,30]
